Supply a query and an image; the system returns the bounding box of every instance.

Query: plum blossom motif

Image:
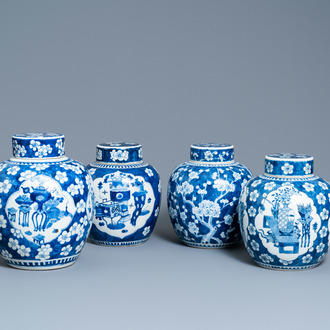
[13,142,27,157]
[174,223,184,232]
[192,200,220,218]
[319,226,328,238]
[213,179,227,191]
[177,182,194,195]
[56,139,65,155]
[316,243,325,253]
[317,193,326,205]
[77,200,86,213]
[319,182,329,190]
[0,179,12,193]
[30,163,49,171]
[281,163,293,175]
[10,228,23,238]
[302,254,313,264]
[279,259,293,266]
[75,241,85,253]
[251,240,259,251]
[67,183,79,196]
[110,149,129,162]
[303,183,314,192]
[29,140,40,151]
[60,162,83,174]
[70,223,82,236]
[260,254,274,263]
[0,215,7,228]
[188,222,199,235]
[145,168,153,177]
[8,238,19,250]
[55,171,68,184]
[224,214,233,225]
[17,245,31,257]
[1,250,12,259]
[249,190,259,202]
[248,206,256,218]
[265,162,273,173]
[36,244,52,260]
[7,166,20,175]
[264,182,276,191]
[96,149,102,160]
[142,226,151,236]
[18,170,36,182]
[60,245,72,256]
[320,208,329,221]
[303,163,312,175]
[58,231,71,244]
[189,172,199,180]
[247,224,256,235]
[204,151,214,161]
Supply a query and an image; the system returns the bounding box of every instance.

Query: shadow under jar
[167,143,252,248]
[239,153,330,270]
[0,133,94,270]
[87,143,161,246]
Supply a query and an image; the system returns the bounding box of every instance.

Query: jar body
[0,158,94,270]
[87,162,161,246]
[168,161,252,247]
[239,175,330,270]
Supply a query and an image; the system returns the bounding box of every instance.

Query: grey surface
[1,1,330,329]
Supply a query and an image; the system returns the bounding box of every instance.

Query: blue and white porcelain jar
[167,143,252,248]
[239,153,330,270]
[87,142,161,246]
[0,133,94,270]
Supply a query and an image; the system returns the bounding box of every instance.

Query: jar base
[3,255,79,271]
[182,240,239,249]
[89,237,149,246]
[255,261,320,271]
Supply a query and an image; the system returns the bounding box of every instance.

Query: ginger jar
[87,142,161,246]
[239,153,330,270]
[0,133,94,270]
[167,143,252,248]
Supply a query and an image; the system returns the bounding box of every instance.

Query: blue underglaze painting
[239,153,330,270]
[168,144,252,248]
[88,143,161,246]
[0,133,94,270]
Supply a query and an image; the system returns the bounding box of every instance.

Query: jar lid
[96,142,143,164]
[265,153,314,177]
[12,133,65,158]
[190,143,234,163]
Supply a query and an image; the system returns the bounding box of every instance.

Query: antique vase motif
[239,153,330,270]
[167,143,252,248]
[0,133,94,270]
[87,142,161,246]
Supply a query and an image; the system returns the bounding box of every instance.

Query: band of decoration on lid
[264,153,314,177]
[12,133,65,158]
[96,142,143,164]
[190,143,234,163]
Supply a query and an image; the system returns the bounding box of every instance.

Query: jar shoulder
[242,174,330,203]
[169,161,252,182]
[87,162,161,189]
[0,158,90,182]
